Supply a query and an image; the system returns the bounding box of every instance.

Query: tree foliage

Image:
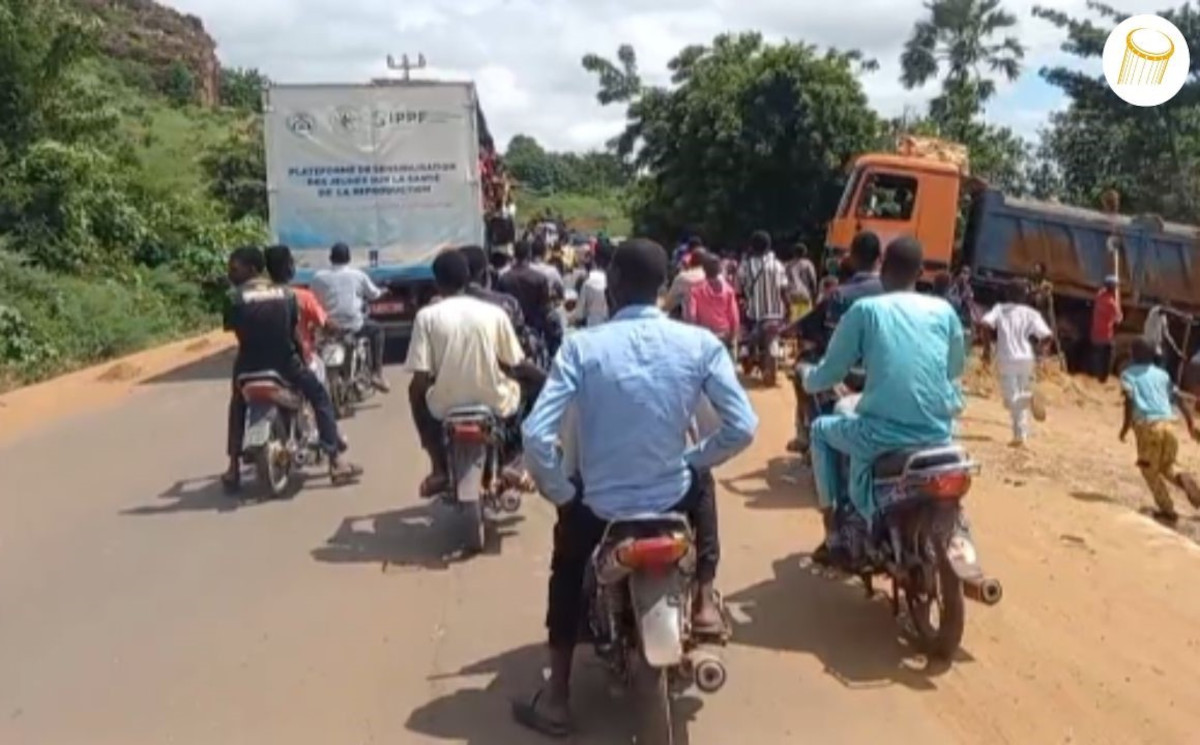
[1033,1,1200,220]
[0,0,266,384]
[201,118,268,222]
[582,33,882,247]
[504,134,630,196]
[220,67,268,113]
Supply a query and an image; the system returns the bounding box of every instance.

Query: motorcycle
[318,330,374,419]
[237,371,323,499]
[584,512,730,745]
[438,406,524,553]
[738,318,785,387]
[812,373,1003,660]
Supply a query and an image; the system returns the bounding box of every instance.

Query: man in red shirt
[1089,276,1123,383]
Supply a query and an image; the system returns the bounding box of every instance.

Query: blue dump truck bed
[964,189,1200,313]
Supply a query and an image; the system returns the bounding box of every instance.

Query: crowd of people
[218,226,1200,736]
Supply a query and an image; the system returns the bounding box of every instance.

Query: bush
[0,252,217,384]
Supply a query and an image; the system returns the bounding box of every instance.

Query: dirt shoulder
[0,329,233,447]
[745,359,1200,743]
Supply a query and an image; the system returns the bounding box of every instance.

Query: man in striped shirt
[736,230,789,324]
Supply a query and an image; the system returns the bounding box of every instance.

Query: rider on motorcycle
[222,246,362,492]
[515,238,758,738]
[309,243,390,394]
[785,230,883,453]
[405,250,547,498]
[801,236,965,566]
[264,245,335,382]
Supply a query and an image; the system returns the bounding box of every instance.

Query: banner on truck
[263,83,483,265]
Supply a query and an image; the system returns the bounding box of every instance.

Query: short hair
[688,248,708,269]
[701,252,722,278]
[932,271,952,295]
[330,242,351,265]
[850,231,882,268]
[432,249,471,293]
[531,236,548,259]
[1005,279,1030,304]
[687,236,703,250]
[750,230,771,254]
[611,238,668,299]
[881,236,924,283]
[1131,336,1156,364]
[593,240,615,269]
[264,244,294,283]
[513,239,532,262]
[459,245,488,281]
[794,242,809,259]
[230,245,265,274]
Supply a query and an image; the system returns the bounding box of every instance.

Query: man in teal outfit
[802,237,966,565]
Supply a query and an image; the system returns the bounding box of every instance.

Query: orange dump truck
[824,136,1200,368]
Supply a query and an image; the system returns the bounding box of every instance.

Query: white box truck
[262,79,498,336]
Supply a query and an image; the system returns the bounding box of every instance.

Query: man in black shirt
[222,246,360,491]
[498,239,557,362]
[785,231,884,453]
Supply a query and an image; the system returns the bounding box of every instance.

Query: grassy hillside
[516,190,631,237]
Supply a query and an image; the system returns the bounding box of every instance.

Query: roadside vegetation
[2,0,1198,389]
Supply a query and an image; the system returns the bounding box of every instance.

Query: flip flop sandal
[220,473,242,495]
[419,475,449,499]
[329,463,364,486]
[511,689,571,739]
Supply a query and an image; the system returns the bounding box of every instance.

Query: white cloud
[164,0,1170,151]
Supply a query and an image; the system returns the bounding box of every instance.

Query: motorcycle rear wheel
[633,660,674,745]
[905,547,965,661]
[255,418,293,499]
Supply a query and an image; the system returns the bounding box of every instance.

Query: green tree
[584,33,882,246]
[1033,2,1200,220]
[162,60,195,107]
[219,67,268,113]
[901,0,1026,138]
[201,118,268,222]
[0,0,98,154]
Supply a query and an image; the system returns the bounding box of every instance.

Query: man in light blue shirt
[803,237,965,565]
[310,243,390,393]
[515,238,757,738]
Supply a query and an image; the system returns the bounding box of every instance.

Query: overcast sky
[165,0,1170,152]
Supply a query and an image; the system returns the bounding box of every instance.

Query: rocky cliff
[76,0,221,106]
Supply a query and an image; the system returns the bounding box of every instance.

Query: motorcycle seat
[236,370,294,388]
[872,445,967,480]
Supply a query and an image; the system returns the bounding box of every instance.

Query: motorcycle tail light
[615,535,689,570]
[922,471,972,500]
[450,422,488,443]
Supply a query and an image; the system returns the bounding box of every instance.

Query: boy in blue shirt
[1119,338,1200,522]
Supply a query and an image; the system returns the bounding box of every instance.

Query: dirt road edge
[0,329,233,446]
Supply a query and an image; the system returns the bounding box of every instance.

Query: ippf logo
[1104,14,1191,107]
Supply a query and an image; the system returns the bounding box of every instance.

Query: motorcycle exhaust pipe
[689,649,727,694]
[962,576,1004,606]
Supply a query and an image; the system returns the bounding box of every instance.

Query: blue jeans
[810,413,950,524]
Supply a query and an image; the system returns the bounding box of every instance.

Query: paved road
[1,349,960,744]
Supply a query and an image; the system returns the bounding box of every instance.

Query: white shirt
[1144,306,1175,354]
[404,295,525,418]
[663,267,705,314]
[571,269,609,327]
[981,303,1053,374]
[310,265,383,332]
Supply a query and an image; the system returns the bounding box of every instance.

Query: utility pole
[385,53,427,81]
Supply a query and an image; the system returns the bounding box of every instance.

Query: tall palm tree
[901,0,1026,138]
